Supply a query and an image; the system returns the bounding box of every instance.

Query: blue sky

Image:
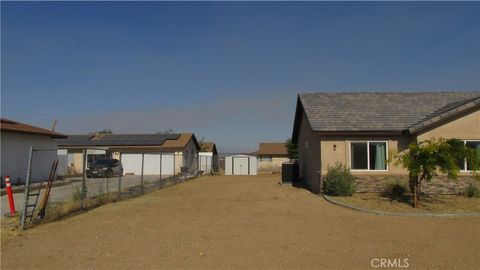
[2,2,479,152]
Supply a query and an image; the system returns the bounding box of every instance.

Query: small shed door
[233,157,249,175]
[199,156,212,174]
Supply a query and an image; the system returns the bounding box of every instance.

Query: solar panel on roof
[56,133,181,146]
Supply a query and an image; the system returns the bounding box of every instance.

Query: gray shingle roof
[298,91,480,132]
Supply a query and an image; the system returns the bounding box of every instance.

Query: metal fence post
[173,153,176,182]
[106,175,109,199]
[20,146,34,230]
[118,153,122,199]
[81,149,87,209]
[140,153,144,194]
[159,153,162,181]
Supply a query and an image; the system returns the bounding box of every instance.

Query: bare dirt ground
[2,174,480,270]
[335,193,480,213]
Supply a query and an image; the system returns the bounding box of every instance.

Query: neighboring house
[257,142,289,172]
[57,133,200,176]
[225,155,258,175]
[292,92,480,194]
[199,142,218,175]
[1,118,67,185]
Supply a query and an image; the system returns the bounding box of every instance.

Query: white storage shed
[225,155,257,175]
[198,142,218,175]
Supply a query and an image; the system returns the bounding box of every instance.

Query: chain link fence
[2,147,201,230]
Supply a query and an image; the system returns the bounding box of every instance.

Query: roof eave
[292,95,306,143]
[408,100,480,134]
[2,129,68,139]
[312,130,404,136]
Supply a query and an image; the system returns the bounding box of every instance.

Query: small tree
[285,138,299,160]
[158,129,175,134]
[89,129,113,135]
[198,136,209,152]
[394,138,479,207]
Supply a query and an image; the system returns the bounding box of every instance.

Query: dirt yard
[334,193,480,214]
[2,175,479,269]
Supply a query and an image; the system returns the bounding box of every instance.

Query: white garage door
[233,157,249,175]
[143,154,161,175]
[122,153,175,176]
[199,156,212,174]
[161,154,175,175]
[122,154,142,175]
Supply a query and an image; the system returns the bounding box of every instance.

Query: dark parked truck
[86,159,123,178]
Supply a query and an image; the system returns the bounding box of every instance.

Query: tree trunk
[412,181,418,208]
[409,173,419,208]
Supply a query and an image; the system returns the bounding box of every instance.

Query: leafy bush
[323,163,355,196]
[72,185,83,201]
[466,183,480,198]
[383,180,408,198]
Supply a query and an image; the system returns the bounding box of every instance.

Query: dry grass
[0,193,118,236]
[43,194,117,223]
[334,193,480,213]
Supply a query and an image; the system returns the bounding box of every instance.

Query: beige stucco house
[1,118,67,185]
[292,92,480,194]
[57,133,200,176]
[257,142,289,172]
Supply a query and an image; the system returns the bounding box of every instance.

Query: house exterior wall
[182,138,199,173]
[298,108,479,194]
[73,153,84,174]
[416,108,480,141]
[212,152,218,172]
[1,132,58,185]
[319,135,412,176]
[57,149,68,176]
[62,138,199,176]
[258,156,289,172]
[297,112,322,193]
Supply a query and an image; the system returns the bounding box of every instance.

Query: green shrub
[72,185,83,201]
[384,180,408,198]
[466,183,480,198]
[323,163,355,196]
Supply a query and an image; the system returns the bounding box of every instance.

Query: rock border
[322,194,480,217]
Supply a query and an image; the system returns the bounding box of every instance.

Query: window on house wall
[260,156,272,162]
[350,141,387,171]
[459,140,480,171]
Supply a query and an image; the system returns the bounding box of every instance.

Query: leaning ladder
[20,146,39,229]
[36,160,59,223]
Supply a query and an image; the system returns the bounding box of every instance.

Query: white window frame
[460,140,480,172]
[349,140,389,172]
